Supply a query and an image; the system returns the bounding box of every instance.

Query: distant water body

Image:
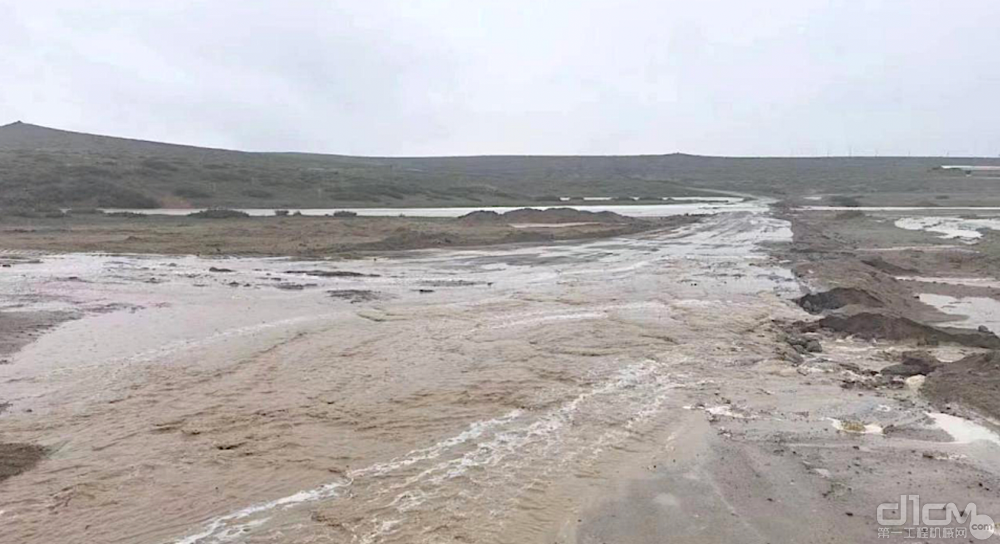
[101,199,768,219]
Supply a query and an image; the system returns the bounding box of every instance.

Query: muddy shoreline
[775,207,1000,420]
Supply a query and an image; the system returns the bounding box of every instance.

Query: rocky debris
[797,287,884,314]
[0,442,46,483]
[980,325,992,333]
[783,332,823,354]
[208,266,234,273]
[813,312,1000,349]
[274,283,318,291]
[286,269,380,278]
[880,351,939,378]
[326,289,379,303]
[924,351,1000,420]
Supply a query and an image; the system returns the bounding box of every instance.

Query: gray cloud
[1,0,998,156]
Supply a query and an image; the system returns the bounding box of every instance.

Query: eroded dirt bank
[2,211,1000,544]
[0,210,691,258]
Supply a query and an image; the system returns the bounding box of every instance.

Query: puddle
[894,216,1000,241]
[897,277,1000,289]
[803,206,1000,211]
[828,418,884,434]
[860,246,974,252]
[927,413,1000,446]
[918,293,1000,332]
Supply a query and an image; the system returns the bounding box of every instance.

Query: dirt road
[2,211,999,543]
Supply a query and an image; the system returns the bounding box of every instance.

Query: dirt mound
[881,350,939,377]
[457,210,503,223]
[924,351,1000,419]
[188,209,250,219]
[0,443,46,483]
[815,312,1000,348]
[457,208,629,225]
[797,287,884,313]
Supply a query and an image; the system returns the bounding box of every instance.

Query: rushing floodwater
[0,211,799,544]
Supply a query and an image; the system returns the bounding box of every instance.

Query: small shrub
[333,210,358,218]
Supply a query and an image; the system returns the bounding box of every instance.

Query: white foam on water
[171,360,688,544]
[170,410,525,544]
[928,413,1000,446]
[705,405,748,419]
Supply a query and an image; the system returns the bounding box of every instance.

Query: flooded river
[0,212,799,544]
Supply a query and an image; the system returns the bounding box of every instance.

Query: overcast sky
[1,1,998,157]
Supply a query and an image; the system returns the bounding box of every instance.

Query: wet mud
[3,208,1000,544]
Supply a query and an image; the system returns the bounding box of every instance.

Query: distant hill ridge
[1,121,999,210]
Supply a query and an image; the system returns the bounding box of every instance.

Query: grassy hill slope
[2,121,999,209]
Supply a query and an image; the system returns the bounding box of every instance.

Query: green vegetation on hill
[2,121,1000,209]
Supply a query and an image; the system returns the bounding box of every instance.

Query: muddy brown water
[0,213,799,544]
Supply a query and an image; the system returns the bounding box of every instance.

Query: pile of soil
[880,350,939,377]
[797,287,884,314]
[924,351,1000,419]
[457,208,630,225]
[814,312,1000,349]
[0,443,46,483]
